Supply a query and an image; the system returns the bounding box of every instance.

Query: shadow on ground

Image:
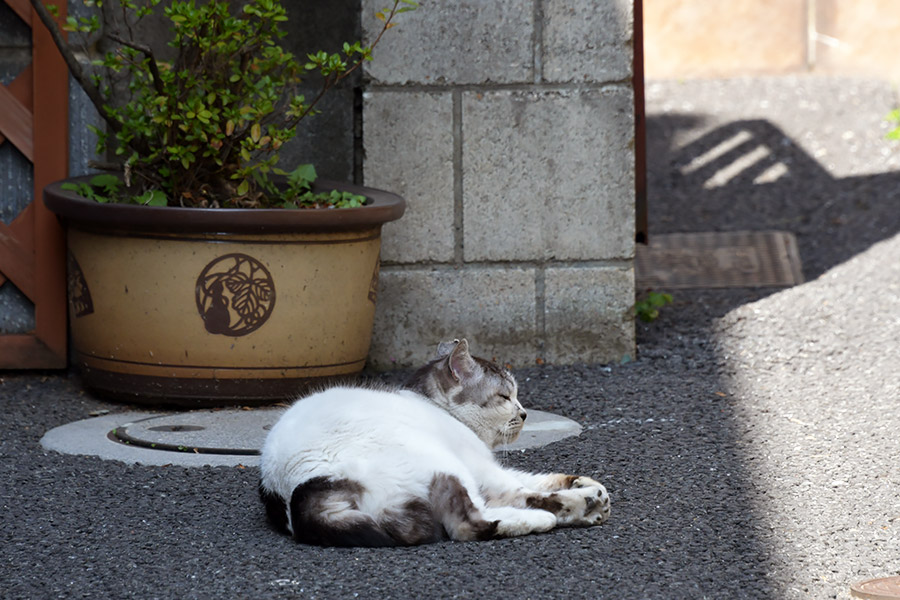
[2,80,898,598]
[643,113,900,319]
[627,99,900,596]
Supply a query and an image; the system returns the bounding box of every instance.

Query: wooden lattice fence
[0,0,68,368]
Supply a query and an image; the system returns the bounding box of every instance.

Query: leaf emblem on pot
[195,254,276,337]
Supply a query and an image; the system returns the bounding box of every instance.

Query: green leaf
[89,174,121,187]
[287,163,317,188]
[237,179,250,196]
[135,190,168,206]
[633,291,673,323]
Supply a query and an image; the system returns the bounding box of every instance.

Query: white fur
[260,384,609,543]
[261,387,499,530]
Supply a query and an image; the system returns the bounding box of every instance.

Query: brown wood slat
[5,0,32,24]
[0,202,35,289]
[633,0,648,244]
[0,83,34,161]
[0,335,64,369]
[30,0,68,367]
[0,207,36,299]
[0,64,33,146]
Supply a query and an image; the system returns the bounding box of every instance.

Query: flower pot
[44,176,404,407]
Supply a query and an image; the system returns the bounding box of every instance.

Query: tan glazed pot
[45,176,404,406]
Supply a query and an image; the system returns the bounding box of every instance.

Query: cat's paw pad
[570,476,603,489]
[556,484,610,526]
[584,486,611,524]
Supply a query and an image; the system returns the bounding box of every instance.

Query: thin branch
[106,32,165,95]
[28,0,122,136]
[292,0,405,125]
[87,159,124,171]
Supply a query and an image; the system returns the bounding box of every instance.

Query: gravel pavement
[2,76,900,599]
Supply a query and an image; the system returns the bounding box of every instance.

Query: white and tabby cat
[259,339,610,546]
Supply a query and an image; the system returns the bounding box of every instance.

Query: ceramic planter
[44,176,404,406]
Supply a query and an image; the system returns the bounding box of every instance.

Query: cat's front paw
[556,483,610,527]
[488,507,557,538]
[570,476,604,489]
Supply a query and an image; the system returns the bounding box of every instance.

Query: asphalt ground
[2,75,900,599]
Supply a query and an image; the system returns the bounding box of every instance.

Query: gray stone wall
[361,0,636,368]
[38,0,635,368]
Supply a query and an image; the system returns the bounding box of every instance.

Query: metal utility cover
[636,230,803,289]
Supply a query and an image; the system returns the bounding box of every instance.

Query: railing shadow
[646,115,900,293]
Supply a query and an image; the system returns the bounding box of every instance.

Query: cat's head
[405,339,526,448]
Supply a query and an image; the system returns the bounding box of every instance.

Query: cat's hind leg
[510,471,606,493]
[429,473,556,541]
[524,485,610,527]
[483,469,611,527]
[288,476,397,547]
[522,473,611,526]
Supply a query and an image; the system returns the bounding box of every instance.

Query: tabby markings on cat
[259,339,610,546]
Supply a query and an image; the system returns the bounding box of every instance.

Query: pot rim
[43,175,405,233]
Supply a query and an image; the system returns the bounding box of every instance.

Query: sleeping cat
[259,339,610,546]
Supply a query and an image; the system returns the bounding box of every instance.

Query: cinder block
[462,88,635,262]
[542,0,633,83]
[543,265,635,364]
[363,90,455,263]
[369,266,537,368]
[361,0,534,84]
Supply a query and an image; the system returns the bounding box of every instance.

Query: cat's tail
[260,476,398,547]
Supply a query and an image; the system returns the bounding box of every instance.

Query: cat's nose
[519,409,527,421]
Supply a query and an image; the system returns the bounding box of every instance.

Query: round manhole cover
[105,408,580,456]
[111,408,286,455]
[147,425,205,433]
[852,576,900,600]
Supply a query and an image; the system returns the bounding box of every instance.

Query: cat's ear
[436,339,461,358]
[447,339,479,383]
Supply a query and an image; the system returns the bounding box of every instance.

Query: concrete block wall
[362,0,636,368]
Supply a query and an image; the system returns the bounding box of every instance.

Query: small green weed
[885,108,900,140]
[633,291,673,323]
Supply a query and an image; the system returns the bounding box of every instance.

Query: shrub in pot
[33,0,415,406]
